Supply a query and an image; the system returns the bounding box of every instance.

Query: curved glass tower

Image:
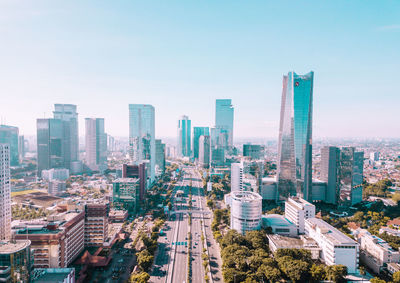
[277,71,313,201]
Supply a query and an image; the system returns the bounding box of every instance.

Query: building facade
[198,135,210,168]
[113,178,140,213]
[215,99,234,148]
[0,144,11,241]
[0,125,19,166]
[84,204,109,247]
[243,144,264,160]
[177,115,191,157]
[129,104,155,182]
[85,118,107,172]
[155,139,165,176]
[230,191,262,235]
[277,71,313,202]
[192,127,209,160]
[0,240,32,283]
[122,164,146,201]
[231,162,244,192]
[284,196,315,234]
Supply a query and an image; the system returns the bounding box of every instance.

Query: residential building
[0,240,32,283]
[0,125,19,166]
[243,144,264,160]
[285,196,315,234]
[48,180,66,196]
[198,135,210,168]
[215,99,234,148]
[85,118,107,172]
[155,139,165,176]
[305,217,359,273]
[192,127,209,160]
[14,210,85,268]
[230,191,262,235]
[129,104,155,181]
[177,115,191,157]
[85,203,109,247]
[31,268,75,283]
[277,71,313,202]
[231,162,244,192]
[112,178,140,213]
[122,164,146,201]
[41,168,70,181]
[0,144,11,241]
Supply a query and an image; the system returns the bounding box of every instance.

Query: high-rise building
[277,71,314,202]
[122,163,146,201]
[0,125,19,166]
[84,203,109,247]
[231,162,244,192]
[215,99,234,148]
[192,127,209,160]
[53,104,79,169]
[230,191,262,235]
[243,144,265,160]
[129,104,155,182]
[18,135,25,162]
[0,144,11,241]
[85,118,107,172]
[285,196,315,234]
[321,146,364,206]
[113,178,140,213]
[198,135,210,168]
[0,240,32,282]
[155,139,165,176]
[177,115,191,157]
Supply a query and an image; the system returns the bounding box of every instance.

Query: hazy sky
[0,1,399,139]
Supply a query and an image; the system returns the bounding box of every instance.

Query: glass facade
[177,116,191,157]
[277,71,313,201]
[129,104,155,182]
[155,139,165,176]
[0,240,32,283]
[215,99,234,148]
[192,127,209,159]
[0,125,19,166]
[113,179,140,213]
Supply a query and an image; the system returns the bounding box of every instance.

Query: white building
[230,191,262,235]
[267,234,321,260]
[370,152,380,162]
[231,162,244,192]
[85,118,107,172]
[42,168,70,181]
[48,180,66,196]
[305,217,359,273]
[357,229,400,274]
[285,196,315,234]
[0,144,11,241]
[262,214,297,237]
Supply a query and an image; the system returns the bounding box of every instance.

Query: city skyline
[1,1,399,138]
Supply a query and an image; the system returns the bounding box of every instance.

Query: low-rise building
[31,268,75,283]
[379,227,400,237]
[267,234,320,260]
[285,196,315,234]
[262,214,297,237]
[108,209,128,223]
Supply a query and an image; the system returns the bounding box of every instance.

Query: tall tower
[0,125,19,166]
[215,99,234,148]
[129,104,155,182]
[177,115,191,157]
[277,71,313,201]
[192,127,209,160]
[53,104,79,169]
[0,144,11,240]
[85,118,107,172]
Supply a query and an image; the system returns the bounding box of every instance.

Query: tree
[370,278,386,283]
[325,265,347,283]
[310,264,326,282]
[257,262,282,282]
[245,230,269,251]
[277,256,310,282]
[130,272,150,283]
[393,271,400,283]
[136,250,154,272]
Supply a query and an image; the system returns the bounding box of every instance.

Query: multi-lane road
[150,166,223,283]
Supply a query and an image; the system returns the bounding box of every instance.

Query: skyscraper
[0,144,11,240]
[277,71,313,201]
[36,118,64,175]
[129,104,155,182]
[192,127,209,160]
[215,99,234,148]
[85,118,107,172]
[198,135,210,168]
[177,115,191,157]
[321,146,339,204]
[18,135,25,161]
[155,139,166,176]
[53,104,79,169]
[231,162,244,192]
[0,125,19,166]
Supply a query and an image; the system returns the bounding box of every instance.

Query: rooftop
[263,214,295,227]
[0,240,31,254]
[114,178,139,183]
[231,191,262,201]
[32,268,74,282]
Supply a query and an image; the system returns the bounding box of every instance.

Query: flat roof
[114,178,139,183]
[306,217,357,245]
[32,268,74,282]
[231,191,262,201]
[0,240,30,254]
[263,214,295,227]
[267,234,303,247]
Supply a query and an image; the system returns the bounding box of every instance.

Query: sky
[0,1,399,139]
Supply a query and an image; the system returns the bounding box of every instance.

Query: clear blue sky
[0,1,399,138]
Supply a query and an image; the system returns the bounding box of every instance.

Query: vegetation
[363,178,393,198]
[12,206,50,220]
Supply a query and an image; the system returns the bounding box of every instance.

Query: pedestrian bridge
[169,210,211,215]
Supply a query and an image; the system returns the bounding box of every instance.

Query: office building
[14,210,85,268]
[261,177,278,200]
[0,125,19,166]
[243,144,264,160]
[277,71,313,202]
[261,214,297,237]
[18,135,25,162]
[31,268,75,283]
[177,115,191,157]
[321,146,364,206]
[129,104,155,182]
[53,104,79,170]
[0,144,11,241]
[122,163,146,201]
[305,217,359,273]
[85,118,107,172]
[285,196,315,234]
[113,178,140,213]
[215,99,234,148]
[155,139,165,176]
[41,168,70,181]
[193,127,209,160]
[48,180,66,196]
[85,203,109,247]
[231,162,244,192]
[0,240,32,282]
[370,152,380,162]
[198,135,210,168]
[230,191,262,235]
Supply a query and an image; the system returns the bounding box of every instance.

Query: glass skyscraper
[215,99,234,148]
[0,125,19,166]
[277,71,313,201]
[129,104,155,182]
[85,118,107,172]
[155,139,165,176]
[192,127,209,160]
[177,115,191,157]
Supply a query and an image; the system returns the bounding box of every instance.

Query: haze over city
[1,1,400,138]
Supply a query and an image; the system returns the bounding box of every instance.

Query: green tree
[130,272,150,283]
[136,250,154,272]
[370,278,386,283]
[277,256,310,282]
[325,265,347,283]
[393,271,400,283]
[310,264,326,282]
